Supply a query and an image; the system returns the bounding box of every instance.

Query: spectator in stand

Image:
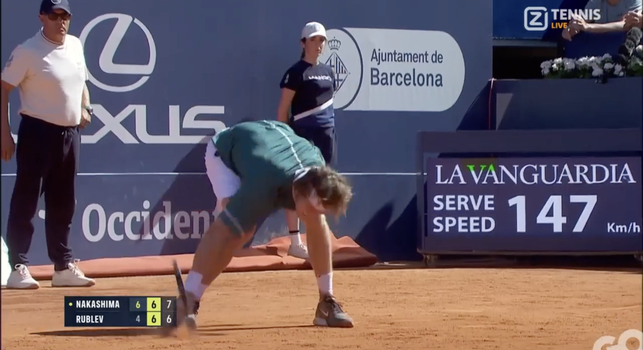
[562,0,642,41]
[624,10,643,28]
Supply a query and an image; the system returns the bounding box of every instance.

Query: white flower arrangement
[540,45,643,79]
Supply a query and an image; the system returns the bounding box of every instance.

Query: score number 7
[508,195,597,232]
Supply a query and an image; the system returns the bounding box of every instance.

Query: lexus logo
[79,13,157,93]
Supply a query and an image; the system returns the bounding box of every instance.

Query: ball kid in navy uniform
[277,22,337,259]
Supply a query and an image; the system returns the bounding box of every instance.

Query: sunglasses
[47,12,71,21]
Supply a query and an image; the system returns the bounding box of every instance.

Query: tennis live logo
[524,7,601,31]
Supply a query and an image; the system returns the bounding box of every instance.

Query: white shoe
[288,243,309,259]
[51,259,96,287]
[5,264,40,289]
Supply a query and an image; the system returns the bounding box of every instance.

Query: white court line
[1,172,419,177]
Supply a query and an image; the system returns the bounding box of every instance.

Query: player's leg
[174,141,241,323]
[204,140,239,219]
[176,182,268,329]
[300,212,353,328]
[177,214,256,328]
[285,209,308,258]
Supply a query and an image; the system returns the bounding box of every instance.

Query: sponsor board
[1,0,492,261]
[319,28,465,112]
[422,157,643,253]
[0,173,422,264]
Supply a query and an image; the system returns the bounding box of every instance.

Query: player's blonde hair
[293,166,353,217]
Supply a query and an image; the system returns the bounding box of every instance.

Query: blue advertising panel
[1,0,492,263]
[422,157,643,253]
[493,78,643,130]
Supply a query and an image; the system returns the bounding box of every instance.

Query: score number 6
[508,195,597,233]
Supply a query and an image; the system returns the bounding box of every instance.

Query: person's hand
[1,128,15,162]
[80,109,91,128]
[624,11,643,29]
[562,26,580,41]
[569,14,589,31]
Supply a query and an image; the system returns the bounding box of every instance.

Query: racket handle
[172,260,187,306]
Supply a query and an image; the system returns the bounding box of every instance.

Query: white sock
[290,231,302,246]
[184,271,209,301]
[317,272,333,296]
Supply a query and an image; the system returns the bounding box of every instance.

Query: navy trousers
[6,115,79,271]
[292,125,337,166]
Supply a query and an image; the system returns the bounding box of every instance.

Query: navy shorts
[292,126,337,166]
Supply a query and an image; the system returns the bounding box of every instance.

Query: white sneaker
[5,264,40,289]
[288,243,309,259]
[51,259,96,287]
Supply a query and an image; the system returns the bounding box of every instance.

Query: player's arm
[294,183,335,240]
[299,211,331,239]
[296,198,334,279]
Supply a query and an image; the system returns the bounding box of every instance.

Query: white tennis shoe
[51,259,96,287]
[6,264,40,289]
[288,243,310,259]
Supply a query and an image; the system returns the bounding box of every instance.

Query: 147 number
[508,195,597,232]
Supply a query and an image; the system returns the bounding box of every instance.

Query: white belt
[292,98,334,121]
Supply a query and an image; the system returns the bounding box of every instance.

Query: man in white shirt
[0,0,95,289]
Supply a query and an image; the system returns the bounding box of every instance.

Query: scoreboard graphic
[65,297,177,327]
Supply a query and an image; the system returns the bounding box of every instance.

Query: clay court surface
[2,265,641,350]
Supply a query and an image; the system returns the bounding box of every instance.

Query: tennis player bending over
[177,120,354,330]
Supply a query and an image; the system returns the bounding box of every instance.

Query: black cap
[40,0,71,15]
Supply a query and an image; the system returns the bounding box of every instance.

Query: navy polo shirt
[279,60,335,129]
